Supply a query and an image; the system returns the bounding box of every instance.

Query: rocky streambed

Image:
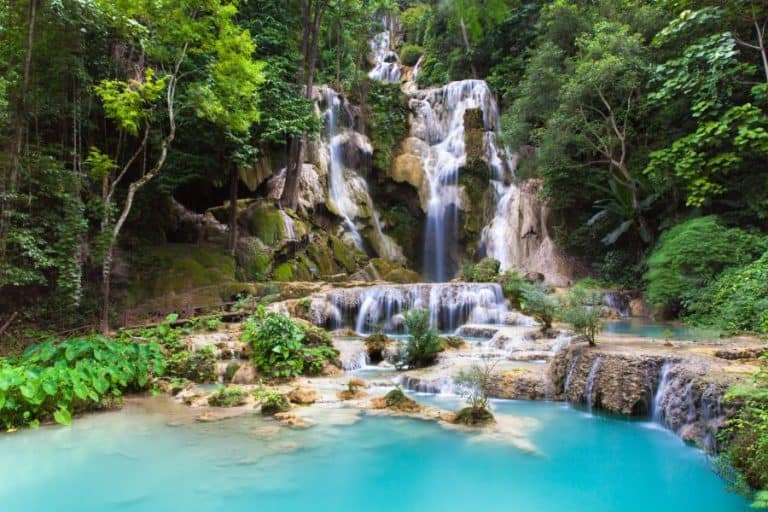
[172,316,766,452]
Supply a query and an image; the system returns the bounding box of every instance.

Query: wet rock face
[492,370,548,401]
[549,344,740,450]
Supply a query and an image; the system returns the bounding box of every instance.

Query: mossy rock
[242,201,285,246]
[273,262,294,282]
[306,238,340,276]
[208,386,247,407]
[330,235,359,273]
[369,258,421,283]
[382,388,420,412]
[260,394,291,415]
[364,332,393,362]
[463,108,485,163]
[453,406,495,426]
[236,237,273,281]
[126,243,238,306]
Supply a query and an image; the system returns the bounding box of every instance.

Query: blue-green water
[604,318,721,340]
[0,397,748,512]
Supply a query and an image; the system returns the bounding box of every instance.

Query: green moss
[464,108,485,163]
[245,202,285,246]
[126,243,237,305]
[330,235,358,273]
[208,386,247,407]
[363,80,409,172]
[380,205,420,261]
[273,262,294,281]
[454,406,495,426]
[370,258,420,283]
[458,160,495,256]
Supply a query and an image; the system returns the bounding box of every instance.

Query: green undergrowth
[0,336,165,430]
[241,307,338,379]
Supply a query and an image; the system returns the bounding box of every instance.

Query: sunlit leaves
[94,68,167,136]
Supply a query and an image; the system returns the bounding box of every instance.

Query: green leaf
[53,407,72,426]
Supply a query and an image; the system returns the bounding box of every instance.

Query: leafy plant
[644,216,767,314]
[207,385,247,407]
[521,284,558,331]
[241,309,338,379]
[0,336,165,430]
[399,44,424,66]
[253,386,290,415]
[396,309,442,369]
[558,286,604,346]
[454,360,497,425]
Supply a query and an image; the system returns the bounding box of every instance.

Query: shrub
[454,361,497,425]
[164,346,217,382]
[0,336,165,430]
[207,386,247,407]
[399,44,424,66]
[558,285,604,346]
[398,309,442,368]
[688,251,768,333]
[461,258,500,282]
[498,271,528,308]
[254,387,290,415]
[644,217,767,314]
[520,284,558,331]
[718,354,768,508]
[241,309,338,379]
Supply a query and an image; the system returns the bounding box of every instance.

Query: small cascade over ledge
[309,282,508,333]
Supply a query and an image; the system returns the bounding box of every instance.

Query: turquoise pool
[0,396,748,511]
[603,318,721,341]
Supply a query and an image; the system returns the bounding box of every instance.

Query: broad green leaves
[0,336,165,431]
[94,68,168,136]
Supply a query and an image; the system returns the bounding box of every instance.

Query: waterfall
[585,356,602,414]
[603,291,631,317]
[318,87,405,262]
[368,20,401,82]
[319,282,508,333]
[279,210,296,241]
[324,88,366,248]
[652,362,672,423]
[564,355,580,396]
[408,79,506,281]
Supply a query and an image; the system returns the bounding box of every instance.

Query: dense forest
[2,0,767,338]
[1,0,768,507]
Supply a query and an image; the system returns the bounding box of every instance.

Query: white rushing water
[316,282,509,333]
[652,361,671,423]
[585,356,602,414]
[408,79,508,281]
[368,19,401,82]
[319,87,405,262]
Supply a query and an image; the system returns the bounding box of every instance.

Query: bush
[688,251,768,333]
[719,354,768,508]
[454,361,497,425]
[398,309,442,368]
[520,284,558,331]
[558,285,604,346]
[254,387,290,415]
[498,271,528,308]
[399,44,424,66]
[241,309,338,379]
[382,388,420,411]
[0,336,165,430]
[461,258,500,282]
[164,347,217,382]
[207,386,247,407]
[644,217,767,314]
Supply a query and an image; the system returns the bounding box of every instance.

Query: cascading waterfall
[316,282,508,333]
[279,210,296,241]
[409,79,507,281]
[319,87,405,262]
[368,20,401,82]
[564,355,581,396]
[652,362,672,423]
[585,356,602,414]
[324,88,366,249]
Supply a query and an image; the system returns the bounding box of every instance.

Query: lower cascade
[310,282,509,333]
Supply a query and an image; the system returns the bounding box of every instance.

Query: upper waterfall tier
[308,282,509,334]
[408,79,510,281]
[368,23,401,82]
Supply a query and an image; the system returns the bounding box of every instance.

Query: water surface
[0,396,748,511]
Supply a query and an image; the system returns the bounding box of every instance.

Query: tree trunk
[281,0,325,210]
[459,16,478,78]
[754,16,768,82]
[227,166,238,254]
[1,0,37,256]
[100,248,113,334]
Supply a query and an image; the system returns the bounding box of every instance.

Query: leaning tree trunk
[227,166,238,254]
